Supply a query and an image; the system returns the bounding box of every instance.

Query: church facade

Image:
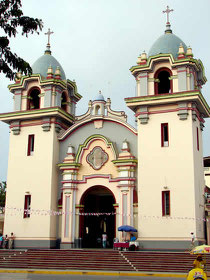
[0,17,209,250]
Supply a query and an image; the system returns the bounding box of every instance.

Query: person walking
[102,232,107,248]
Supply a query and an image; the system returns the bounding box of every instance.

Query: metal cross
[45,28,54,45]
[162,6,174,24]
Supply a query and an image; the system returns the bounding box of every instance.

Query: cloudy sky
[0,0,210,181]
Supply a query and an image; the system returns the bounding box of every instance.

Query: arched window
[27,88,40,110]
[95,105,101,115]
[61,92,67,112]
[155,68,172,95]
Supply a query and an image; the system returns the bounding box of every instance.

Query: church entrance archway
[80,186,115,248]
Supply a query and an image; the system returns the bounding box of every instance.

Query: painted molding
[59,117,137,141]
[61,174,136,186]
[125,90,210,116]
[75,134,118,163]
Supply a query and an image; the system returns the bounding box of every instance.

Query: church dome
[148,24,187,59]
[93,91,105,101]
[32,45,66,80]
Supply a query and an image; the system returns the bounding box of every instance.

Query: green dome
[32,46,66,80]
[148,25,187,59]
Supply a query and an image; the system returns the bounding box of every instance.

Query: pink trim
[92,101,106,104]
[60,167,79,171]
[139,74,149,78]
[177,69,187,73]
[197,127,199,151]
[118,155,135,159]
[44,88,53,92]
[64,195,70,238]
[114,164,137,168]
[9,120,68,130]
[135,107,204,123]
[122,193,127,225]
[117,184,136,188]
[61,174,136,185]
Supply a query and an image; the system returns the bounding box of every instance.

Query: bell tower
[0,33,81,248]
[125,8,210,249]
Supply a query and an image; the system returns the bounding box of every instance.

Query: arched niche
[61,92,68,112]
[27,87,40,110]
[154,67,173,95]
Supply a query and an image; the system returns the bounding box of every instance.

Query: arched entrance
[80,186,115,248]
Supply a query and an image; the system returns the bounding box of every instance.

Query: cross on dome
[45,28,54,45]
[162,6,174,24]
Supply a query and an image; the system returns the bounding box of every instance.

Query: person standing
[8,232,15,249]
[102,233,107,248]
[0,234,3,249]
[193,255,205,270]
[3,234,8,249]
[186,263,207,280]
[190,232,195,249]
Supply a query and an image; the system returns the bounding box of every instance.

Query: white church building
[0,13,209,250]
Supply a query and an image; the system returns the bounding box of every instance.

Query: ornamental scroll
[86,146,108,170]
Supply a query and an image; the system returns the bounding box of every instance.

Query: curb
[0,269,187,278]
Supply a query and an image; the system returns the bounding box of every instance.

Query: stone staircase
[0,249,133,271]
[0,249,209,273]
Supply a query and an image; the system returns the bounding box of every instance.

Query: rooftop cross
[45,28,54,45]
[162,6,174,24]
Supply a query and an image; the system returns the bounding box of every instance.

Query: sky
[0,0,210,181]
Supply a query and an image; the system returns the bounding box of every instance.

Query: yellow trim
[0,269,187,277]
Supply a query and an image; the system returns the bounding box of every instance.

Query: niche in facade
[27,88,40,110]
[61,92,67,112]
[155,68,172,94]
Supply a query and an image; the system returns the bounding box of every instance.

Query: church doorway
[80,186,115,248]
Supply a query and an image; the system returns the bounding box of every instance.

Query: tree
[0,0,43,80]
[0,181,6,208]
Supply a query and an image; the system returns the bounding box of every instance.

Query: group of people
[0,232,15,249]
[186,255,207,280]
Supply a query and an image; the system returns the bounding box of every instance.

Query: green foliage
[0,0,43,80]
[0,181,6,208]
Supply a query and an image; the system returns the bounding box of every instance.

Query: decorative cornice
[0,107,75,124]
[125,91,210,117]
[58,162,81,168]
[61,174,136,185]
[112,159,138,164]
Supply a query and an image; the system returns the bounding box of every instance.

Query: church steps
[0,249,209,273]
